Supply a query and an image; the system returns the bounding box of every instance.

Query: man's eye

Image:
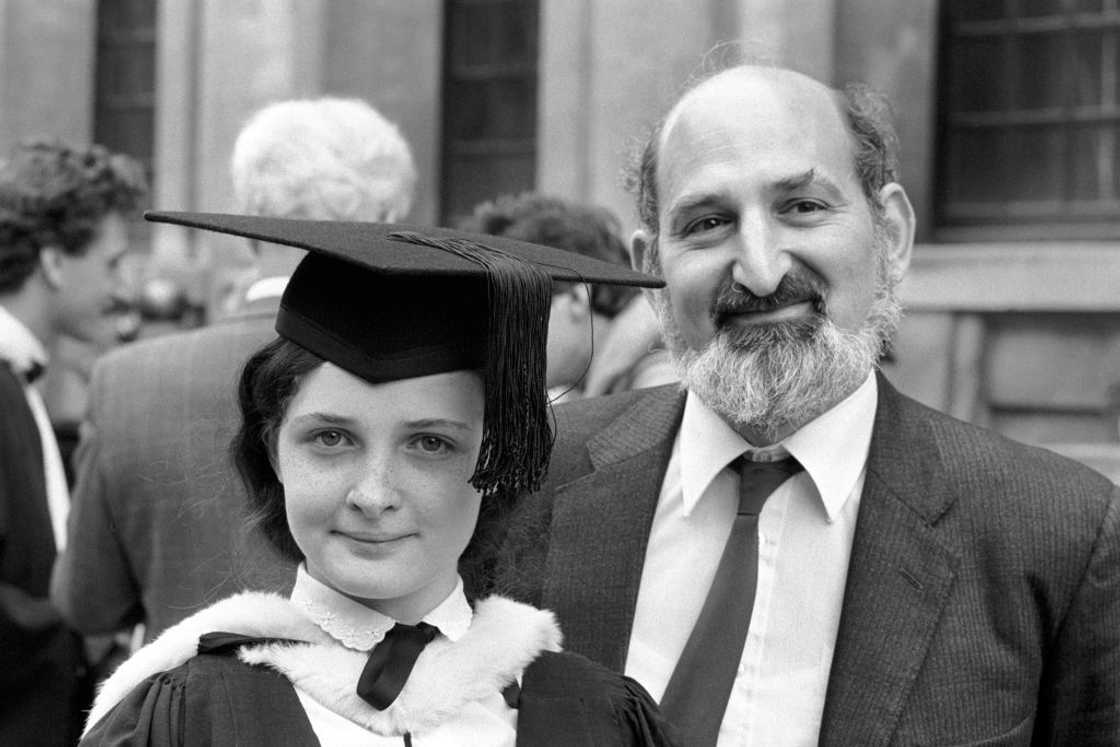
[685,216,729,235]
[787,200,827,214]
[313,429,347,447]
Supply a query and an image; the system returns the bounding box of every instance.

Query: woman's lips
[337,530,413,545]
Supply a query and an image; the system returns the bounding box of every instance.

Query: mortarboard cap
[145,210,663,498]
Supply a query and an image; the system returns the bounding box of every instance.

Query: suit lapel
[542,386,684,671]
[820,376,961,745]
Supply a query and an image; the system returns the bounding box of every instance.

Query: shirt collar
[243,275,289,304]
[679,371,878,522]
[783,372,877,521]
[290,564,473,651]
[0,304,48,376]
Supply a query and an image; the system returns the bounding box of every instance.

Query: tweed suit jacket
[51,303,296,642]
[495,374,1120,745]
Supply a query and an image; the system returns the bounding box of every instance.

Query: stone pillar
[151,0,327,296]
[835,0,939,241]
[323,0,443,226]
[0,0,96,151]
[536,0,842,234]
[727,0,838,81]
[537,0,719,233]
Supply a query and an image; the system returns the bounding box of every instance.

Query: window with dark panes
[937,0,1120,239]
[94,0,157,249]
[441,0,539,224]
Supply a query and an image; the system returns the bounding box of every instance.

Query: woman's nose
[346,462,400,514]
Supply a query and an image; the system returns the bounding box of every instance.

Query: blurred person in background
[51,97,417,652]
[458,192,676,401]
[0,138,145,746]
[214,97,416,318]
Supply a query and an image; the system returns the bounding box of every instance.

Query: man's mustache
[712,272,826,323]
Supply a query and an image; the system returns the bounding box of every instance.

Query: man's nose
[730,219,789,297]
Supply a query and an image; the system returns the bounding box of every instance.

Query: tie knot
[356,621,442,710]
[735,455,803,515]
[23,360,45,384]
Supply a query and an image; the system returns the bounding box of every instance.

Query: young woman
[80,213,676,746]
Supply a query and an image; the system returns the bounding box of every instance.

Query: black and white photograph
[1,1,1117,744]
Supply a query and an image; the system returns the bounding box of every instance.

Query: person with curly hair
[0,138,146,746]
[457,193,676,400]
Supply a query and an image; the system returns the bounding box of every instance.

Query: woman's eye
[414,435,451,454]
[313,429,348,448]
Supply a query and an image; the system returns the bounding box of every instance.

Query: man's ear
[877,183,915,283]
[631,229,655,274]
[38,246,66,290]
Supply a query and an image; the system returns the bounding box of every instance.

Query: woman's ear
[38,246,66,290]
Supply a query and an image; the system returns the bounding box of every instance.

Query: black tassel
[387,231,555,497]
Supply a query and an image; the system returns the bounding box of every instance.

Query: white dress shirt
[289,565,517,745]
[0,305,69,550]
[625,373,878,746]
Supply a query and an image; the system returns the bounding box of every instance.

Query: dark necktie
[356,622,440,710]
[23,360,44,384]
[658,455,803,746]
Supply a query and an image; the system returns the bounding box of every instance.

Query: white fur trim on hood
[83,592,562,737]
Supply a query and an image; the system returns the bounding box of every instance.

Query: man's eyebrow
[666,192,729,219]
[774,168,843,195]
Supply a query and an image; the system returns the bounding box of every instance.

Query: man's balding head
[630,64,900,237]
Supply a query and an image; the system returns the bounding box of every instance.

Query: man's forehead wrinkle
[657,67,860,209]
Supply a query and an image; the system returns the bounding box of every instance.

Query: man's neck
[0,290,53,349]
[736,420,800,448]
[733,386,859,447]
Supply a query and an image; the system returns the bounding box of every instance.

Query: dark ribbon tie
[357,622,440,710]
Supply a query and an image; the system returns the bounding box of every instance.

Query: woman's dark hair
[232,336,521,597]
[233,337,323,562]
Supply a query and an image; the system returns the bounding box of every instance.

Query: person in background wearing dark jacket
[0,138,145,747]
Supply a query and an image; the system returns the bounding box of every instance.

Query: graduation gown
[81,592,675,746]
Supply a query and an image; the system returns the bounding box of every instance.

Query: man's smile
[721,300,815,326]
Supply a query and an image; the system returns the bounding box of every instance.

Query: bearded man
[495,63,1119,746]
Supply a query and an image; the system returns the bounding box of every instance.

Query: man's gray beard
[656,279,902,440]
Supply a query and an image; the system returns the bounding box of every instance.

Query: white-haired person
[51,97,418,647]
[218,96,417,316]
[79,212,678,746]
